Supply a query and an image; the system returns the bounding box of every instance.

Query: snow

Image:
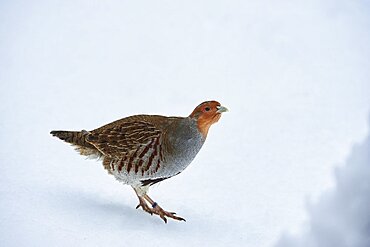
[0,1,369,246]
[275,124,370,247]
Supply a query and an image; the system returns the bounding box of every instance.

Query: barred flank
[50,130,94,148]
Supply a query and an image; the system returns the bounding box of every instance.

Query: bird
[50,100,228,223]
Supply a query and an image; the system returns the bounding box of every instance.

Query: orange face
[190,101,228,137]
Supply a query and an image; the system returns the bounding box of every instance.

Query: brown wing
[85,115,181,158]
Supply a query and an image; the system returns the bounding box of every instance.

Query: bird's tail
[50,130,93,148]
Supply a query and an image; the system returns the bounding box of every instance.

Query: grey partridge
[50,100,228,223]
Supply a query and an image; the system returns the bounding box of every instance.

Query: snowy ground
[1,1,369,246]
[275,122,370,247]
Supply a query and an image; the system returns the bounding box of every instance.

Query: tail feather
[50,130,94,148]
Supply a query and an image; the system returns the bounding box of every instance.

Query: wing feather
[85,115,182,158]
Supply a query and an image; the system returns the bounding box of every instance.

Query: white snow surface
[275,121,370,247]
[0,1,369,246]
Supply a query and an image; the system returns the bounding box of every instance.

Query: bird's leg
[136,196,153,215]
[143,194,186,223]
[133,187,153,215]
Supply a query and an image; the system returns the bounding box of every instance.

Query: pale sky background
[0,1,369,246]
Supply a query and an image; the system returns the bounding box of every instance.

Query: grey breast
[163,117,205,175]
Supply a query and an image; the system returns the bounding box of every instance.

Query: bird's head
[189,100,228,138]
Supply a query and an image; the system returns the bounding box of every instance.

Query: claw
[162,217,167,224]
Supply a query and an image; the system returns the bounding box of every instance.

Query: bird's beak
[216,105,229,113]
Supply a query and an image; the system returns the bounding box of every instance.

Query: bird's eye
[205,107,211,112]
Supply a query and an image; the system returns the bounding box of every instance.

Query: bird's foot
[136,198,185,223]
[150,202,186,223]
